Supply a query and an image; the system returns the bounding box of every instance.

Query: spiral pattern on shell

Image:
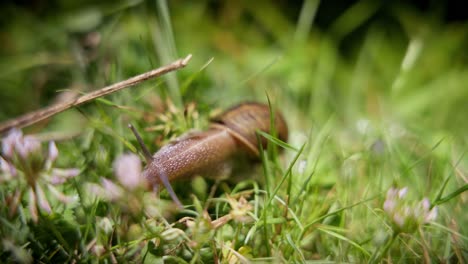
[210,102,288,156]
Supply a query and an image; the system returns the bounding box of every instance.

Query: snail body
[142,102,288,188]
[142,128,237,185]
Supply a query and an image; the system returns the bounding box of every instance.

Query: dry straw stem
[0,54,193,134]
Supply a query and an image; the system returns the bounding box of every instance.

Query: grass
[1,1,467,263]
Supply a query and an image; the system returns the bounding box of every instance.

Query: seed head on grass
[1,128,79,222]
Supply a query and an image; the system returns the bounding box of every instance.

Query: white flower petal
[87,183,106,198]
[49,168,80,184]
[98,217,114,235]
[16,135,41,159]
[403,205,411,218]
[35,184,51,213]
[47,185,77,204]
[421,198,430,211]
[386,187,398,200]
[383,199,395,213]
[425,207,438,222]
[92,244,105,257]
[2,128,22,158]
[49,175,66,185]
[101,178,124,200]
[0,156,8,172]
[393,212,404,227]
[398,187,408,199]
[28,188,39,222]
[48,141,59,163]
[1,157,17,179]
[113,153,142,190]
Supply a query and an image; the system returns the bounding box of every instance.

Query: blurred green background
[1,1,467,135]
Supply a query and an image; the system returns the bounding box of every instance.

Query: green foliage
[1,1,467,263]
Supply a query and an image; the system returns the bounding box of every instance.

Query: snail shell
[142,102,288,188]
[210,102,288,156]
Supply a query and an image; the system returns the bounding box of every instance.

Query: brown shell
[210,102,288,156]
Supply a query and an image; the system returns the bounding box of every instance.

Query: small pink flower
[1,128,22,158]
[113,153,142,190]
[1,128,80,222]
[16,135,41,159]
[383,186,438,232]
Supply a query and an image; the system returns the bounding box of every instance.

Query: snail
[129,102,288,207]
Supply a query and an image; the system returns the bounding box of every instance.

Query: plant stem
[0,54,192,134]
[369,231,399,264]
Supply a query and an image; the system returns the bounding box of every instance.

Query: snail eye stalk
[128,124,153,164]
[129,123,183,209]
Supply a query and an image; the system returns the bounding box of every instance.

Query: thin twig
[0,54,192,134]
